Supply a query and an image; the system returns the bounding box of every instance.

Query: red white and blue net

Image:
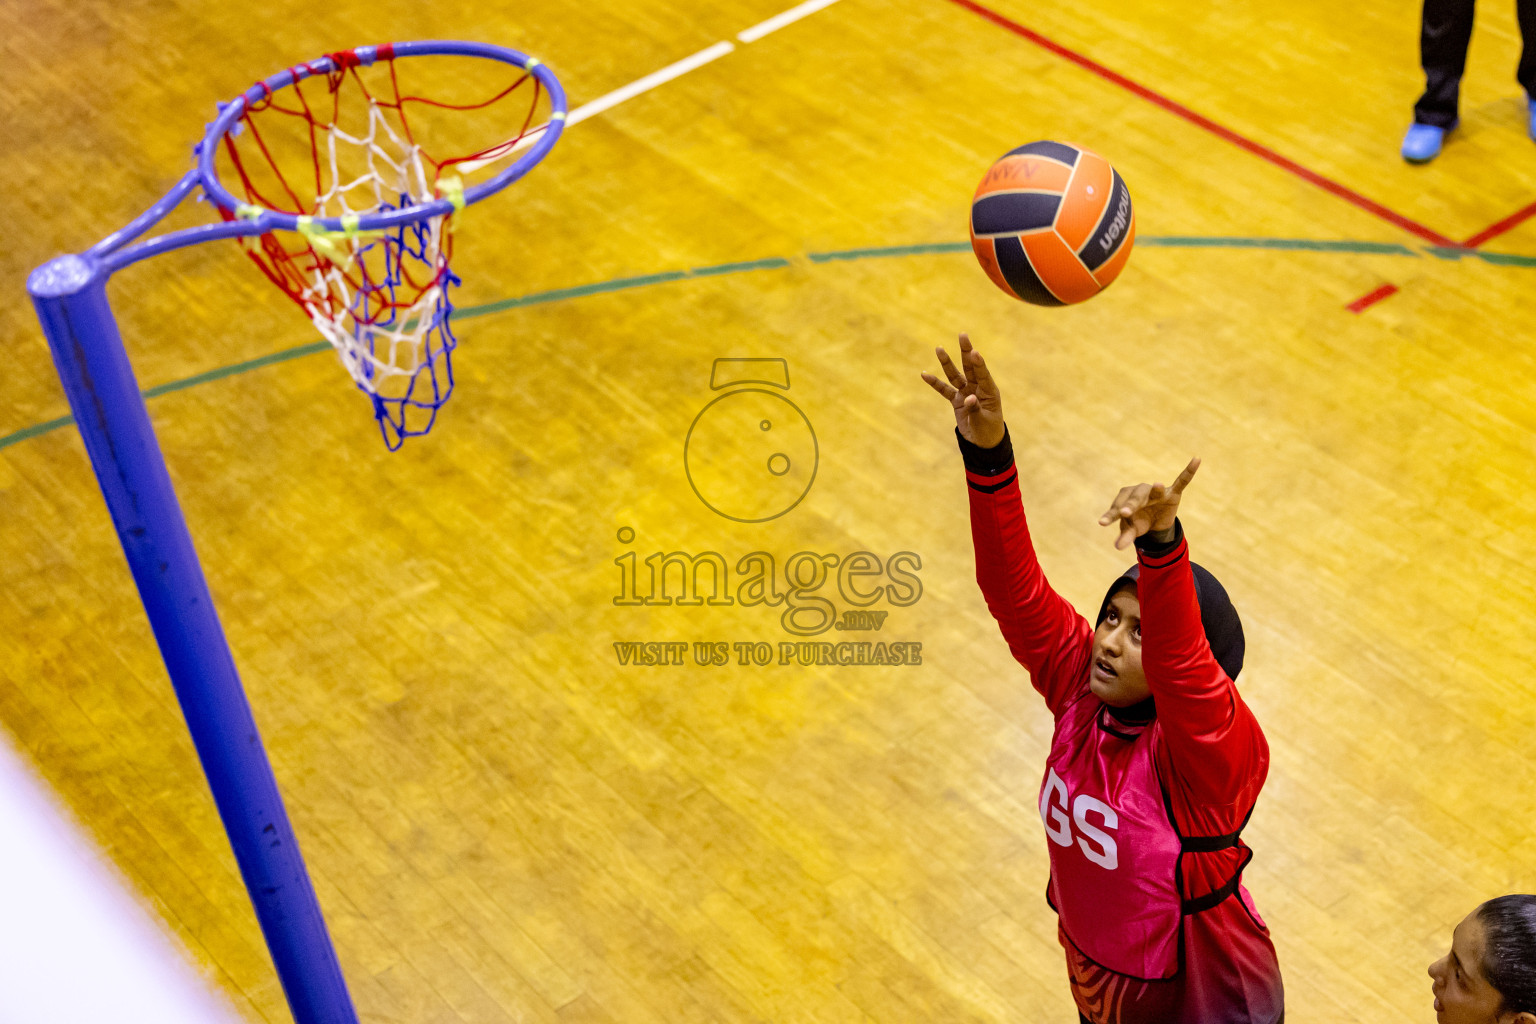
[216,47,550,448]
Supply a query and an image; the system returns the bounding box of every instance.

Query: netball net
[217,47,550,448]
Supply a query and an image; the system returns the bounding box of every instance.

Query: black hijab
[1096,561,1245,682]
[1095,558,1245,722]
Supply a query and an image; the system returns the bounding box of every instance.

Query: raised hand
[1098,458,1202,550]
[920,332,1006,448]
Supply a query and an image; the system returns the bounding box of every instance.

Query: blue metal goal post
[26,40,565,1024]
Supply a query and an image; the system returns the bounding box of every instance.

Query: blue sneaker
[1528,97,1536,141]
[1402,122,1449,163]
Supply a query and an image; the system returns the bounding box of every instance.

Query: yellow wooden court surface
[3,0,1535,1021]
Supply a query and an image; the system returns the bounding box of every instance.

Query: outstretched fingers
[1098,484,1145,526]
[920,370,958,401]
[966,345,996,394]
[1169,456,1201,494]
[1095,459,1201,549]
[934,345,967,390]
[1098,488,1127,526]
[1099,482,1160,550]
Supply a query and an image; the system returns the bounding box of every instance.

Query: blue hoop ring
[91,40,566,271]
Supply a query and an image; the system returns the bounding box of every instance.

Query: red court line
[1463,199,1536,247]
[946,0,1458,248]
[1346,283,1399,313]
[1345,193,1536,313]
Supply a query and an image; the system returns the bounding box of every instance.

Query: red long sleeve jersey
[967,462,1283,1024]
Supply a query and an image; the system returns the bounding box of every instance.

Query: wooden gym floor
[2,0,1534,1021]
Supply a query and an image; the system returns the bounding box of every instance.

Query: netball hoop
[27,41,565,1024]
[91,40,566,449]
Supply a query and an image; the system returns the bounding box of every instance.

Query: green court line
[808,242,972,261]
[456,257,792,321]
[2,342,337,451]
[1427,246,1536,266]
[687,257,794,277]
[1473,251,1536,266]
[1,238,1529,452]
[804,238,1420,260]
[0,415,76,452]
[141,342,331,400]
[1136,237,1418,255]
[458,270,691,320]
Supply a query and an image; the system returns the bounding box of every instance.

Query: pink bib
[1040,695,1184,980]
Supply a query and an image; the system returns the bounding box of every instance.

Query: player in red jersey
[922,334,1284,1024]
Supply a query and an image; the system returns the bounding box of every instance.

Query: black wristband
[1134,517,1184,558]
[956,425,1014,477]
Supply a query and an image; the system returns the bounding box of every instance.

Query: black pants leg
[1517,0,1536,98]
[1415,0,1477,126]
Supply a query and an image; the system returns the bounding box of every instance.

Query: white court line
[568,39,736,126]
[14,3,831,982]
[0,9,844,1000]
[486,0,844,162]
[737,0,845,43]
[0,739,245,1024]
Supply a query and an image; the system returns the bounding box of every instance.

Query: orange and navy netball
[969,141,1135,306]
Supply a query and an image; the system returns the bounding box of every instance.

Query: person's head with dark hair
[1429,895,1536,1024]
[1086,557,1245,714]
